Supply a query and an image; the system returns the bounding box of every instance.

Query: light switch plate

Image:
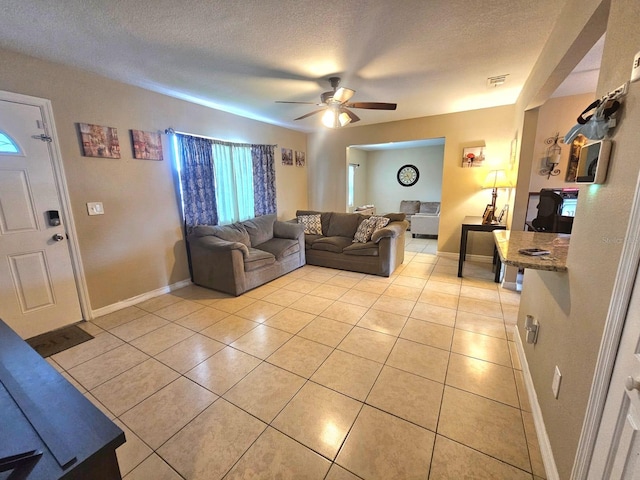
[87,202,104,216]
[632,51,640,83]
[552,366,562,399]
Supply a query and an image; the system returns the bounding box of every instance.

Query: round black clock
[397,164,419,187]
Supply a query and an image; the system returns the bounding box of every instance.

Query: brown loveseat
[295,210,408,277]
[188,214,305,296]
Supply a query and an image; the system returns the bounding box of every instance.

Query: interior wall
[512,0,640,477]
[346,147,368,212]
[528,93,595,194]
[0,47,308,311]
[364,145,444,215]
[308,105,516,255]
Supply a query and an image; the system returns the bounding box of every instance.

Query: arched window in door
[0,131,20,154]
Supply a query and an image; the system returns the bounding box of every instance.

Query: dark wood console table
[458,216,506,281]
[0,319,125,479]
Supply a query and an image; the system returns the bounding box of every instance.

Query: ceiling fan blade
[342,108,360,123]
[333,87,355,103]
[276,101,322,105]
[346,102,397,110]
[294,108,326,121]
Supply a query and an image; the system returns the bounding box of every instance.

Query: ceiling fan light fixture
[321,109,352,128]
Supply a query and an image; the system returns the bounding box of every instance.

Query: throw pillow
[371,215,390,232]
[353,217,376,243]
[297,214,322,235]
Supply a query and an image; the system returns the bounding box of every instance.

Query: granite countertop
[493,230,570,272]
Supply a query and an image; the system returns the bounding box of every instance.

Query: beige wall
[528,93,595,193]
[307,106,516,255]
[346,148,368,211]
[513,0,640,477]
[0,48,308,311]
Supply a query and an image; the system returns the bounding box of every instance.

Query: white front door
[588,265,640,478]
[0,98,82,338]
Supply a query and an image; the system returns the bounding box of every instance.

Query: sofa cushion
[311,236,353,253]
[419,202,440,215]
[353,216,390,243]
[296,210,333,236]
[190,225,218,237]
[211,223,251,247]
[297,214,322,235]
[274,221,304,239]
[256,237,300,260]
[243,247,276,272]
[304,234,322,248]
[242,214,276,246]
[400,200,420,215]
[353,217,376,243]
[343,241,379,256]
[327,212,361,238]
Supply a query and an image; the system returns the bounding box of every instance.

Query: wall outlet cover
[87,202,104,216]
[632,51,640,83]
[552,366,562,399]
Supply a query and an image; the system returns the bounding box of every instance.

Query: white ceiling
[0,0,578,132]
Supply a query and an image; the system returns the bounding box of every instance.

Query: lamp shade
[482,169,512,189]
[322,108,352,128]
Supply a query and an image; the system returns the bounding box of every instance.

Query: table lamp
[482,169,512,223]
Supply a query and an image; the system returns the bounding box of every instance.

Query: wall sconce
[540,132,562,179]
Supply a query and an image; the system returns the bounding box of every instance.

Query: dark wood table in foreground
[0,319,125,479]
[458,216,507,281]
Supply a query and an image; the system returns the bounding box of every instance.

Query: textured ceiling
[0,0,573,131]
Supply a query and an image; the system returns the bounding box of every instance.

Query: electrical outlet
[87,202,104,216]
[552,366,562,399]
[632,51,640,83]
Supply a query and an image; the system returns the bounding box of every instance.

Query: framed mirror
[576,140,612,184]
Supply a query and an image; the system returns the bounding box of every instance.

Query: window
[0,131,20,154]
[348,163,357,208]
[173,132,276,229]
[212,143,255,224]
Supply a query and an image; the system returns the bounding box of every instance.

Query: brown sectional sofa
[296,210,408,277]
[188,214,305,296]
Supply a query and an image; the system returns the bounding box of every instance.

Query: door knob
[52,233,65,242]
[625,376,640,392]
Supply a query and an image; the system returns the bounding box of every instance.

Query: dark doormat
[26,324,94,358]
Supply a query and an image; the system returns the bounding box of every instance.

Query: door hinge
[32,134,52,142]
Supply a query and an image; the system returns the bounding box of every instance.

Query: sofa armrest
[371,221,408,243]
[190,235,249,256]
[273,220,304,240]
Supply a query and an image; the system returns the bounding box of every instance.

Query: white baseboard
[437,251,494,264]
[514,328,559,480]
[501,280,521,292]
[90,278,192,319]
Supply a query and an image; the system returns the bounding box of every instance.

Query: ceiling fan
[276,77,397,128]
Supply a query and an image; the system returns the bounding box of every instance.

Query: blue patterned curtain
[251,144,277,215]
[176,134,218,228]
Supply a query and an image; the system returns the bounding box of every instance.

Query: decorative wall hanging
[295,151,306,167]
[282,148,293,166]
[78,123,120,158]
[540,132,562,179]
[131,130,163,160]
[461,146,485,167]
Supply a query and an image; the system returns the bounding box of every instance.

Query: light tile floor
[49,236,545,479]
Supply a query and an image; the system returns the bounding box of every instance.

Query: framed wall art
[78,123,120,159]
[462,146,485,167]
[131,129,163,161]
[295,151,306,167]
[282,148,293,166]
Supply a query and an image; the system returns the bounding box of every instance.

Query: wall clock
[397,164,419,187]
